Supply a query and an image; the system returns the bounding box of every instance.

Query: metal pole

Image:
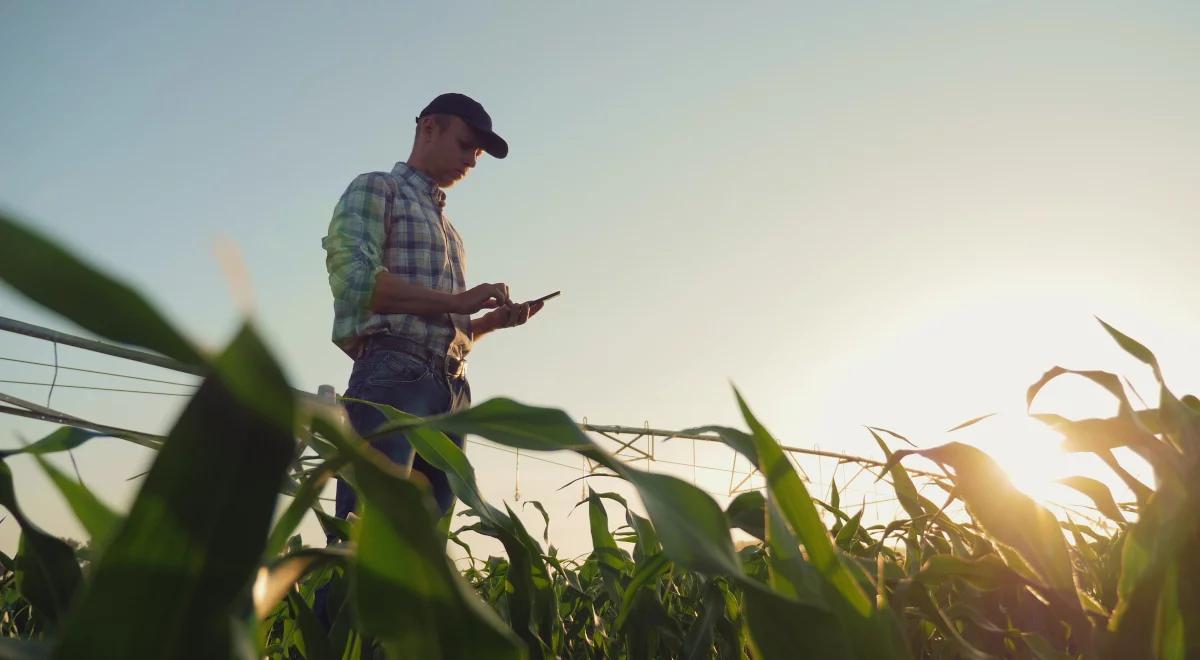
[0,405,162,450]
[0,316,323,403]
[582,423,942,479]
[0,316,938,480]
[0,315,204,376]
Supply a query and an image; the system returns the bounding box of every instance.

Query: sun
[949,410,1141,530]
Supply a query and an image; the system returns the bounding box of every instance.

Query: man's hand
[454,283,511,314]
[480,300,544,332]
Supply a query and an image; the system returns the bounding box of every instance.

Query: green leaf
[761,497,826,609]
[914,554,1029,590]
[419,398,597,455]
[54,325,296,659]
[732,390,872,613]
[1105,479,1200,657]
[1095,321,1200,463]
[725,491,766,541]
[1023,432,1154,506]
[523,501,551,543]
[614,553,670,630]
[348,400,556,656]
[587,489,625,572]
[0,427,162,459]
[313,507,352,543]
[907,585,997,660]
[0,460,82,626]
[348,445,524,660]
[697,400,911,659]
[945,413,997,433]
[420,395,912,658]
[1096,318,1161,379]
[1028,368,1176,484]
[833,508,864,551]
[622,468,742,576]
[887,443,1075,590]
[0,212,203,367]
[681,580,725,660]
[681,425,758,464]
[733,389,907,659]
[253,546,350,620]
[869,429,927,524]
[31,454,120,551]
[865,426,917,448]
[429,398,743,577]
[626,510,661,560]
[286,590,336,660]
[1032,413,1171,481]
[741,582,851,660]
[1057,476,1126,524]
[1020,632,1074,660]
[265,457,345,558]
[0,637,52,659]
[885,442,1092,652]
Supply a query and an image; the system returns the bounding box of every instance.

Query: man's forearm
[368,272,459,315]
[471,313,497,341]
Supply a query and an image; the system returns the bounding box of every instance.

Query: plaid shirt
[322,162,471,360]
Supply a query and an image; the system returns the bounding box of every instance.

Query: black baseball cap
[416,92,509,159]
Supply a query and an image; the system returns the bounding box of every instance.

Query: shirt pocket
[389,199,447,281]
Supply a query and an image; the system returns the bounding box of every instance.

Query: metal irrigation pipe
[1,316,943,480]
[0,315,205,376]
[0,315,322,403]
[0,405,163,451]
[581,424,945,480]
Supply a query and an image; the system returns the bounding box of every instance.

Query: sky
[2,2,1200,557]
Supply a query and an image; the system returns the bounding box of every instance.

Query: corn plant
[1,210,1198,659]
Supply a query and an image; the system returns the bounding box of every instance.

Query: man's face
[426,116,485,188]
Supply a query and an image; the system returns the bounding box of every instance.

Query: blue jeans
[316,347,471,631]
[334,347,472,523]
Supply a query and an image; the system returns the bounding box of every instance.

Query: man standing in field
[322,92,543,519]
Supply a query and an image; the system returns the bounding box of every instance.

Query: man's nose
[465,152,477,168]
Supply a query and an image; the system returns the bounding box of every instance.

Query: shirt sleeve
[322,173,391,312]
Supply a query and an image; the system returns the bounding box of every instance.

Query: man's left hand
[484,300,544,330]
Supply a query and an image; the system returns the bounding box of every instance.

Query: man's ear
[416,116,437,142]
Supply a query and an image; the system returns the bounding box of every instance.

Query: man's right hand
[454,283,511,314]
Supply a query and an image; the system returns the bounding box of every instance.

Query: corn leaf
[55,326,295,658]
[31,454,120,552]
[1057,476,1126,524]
[0,461,81,627]
[347,442,524,659]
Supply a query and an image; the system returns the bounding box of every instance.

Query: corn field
[0,211,1196,659]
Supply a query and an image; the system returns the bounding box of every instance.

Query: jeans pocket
[362,351,432,387]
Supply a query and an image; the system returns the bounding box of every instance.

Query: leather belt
[362,334,467,380]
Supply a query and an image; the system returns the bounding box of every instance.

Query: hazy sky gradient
[3,2,1200,554]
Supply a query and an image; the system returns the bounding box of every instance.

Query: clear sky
[3,2,1200,556]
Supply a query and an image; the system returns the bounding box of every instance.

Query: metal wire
[470,440,584,472]
[46,343,59,409]
[0,355,199,387]
[45,342,86,486]
[640,455,755,476]
[0,380,192,396]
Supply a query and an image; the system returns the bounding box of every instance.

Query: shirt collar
[392,161,446,209]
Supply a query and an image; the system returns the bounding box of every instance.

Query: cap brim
[462,120,507,159]
[479,129,508,159]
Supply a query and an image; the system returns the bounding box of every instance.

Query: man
[322,92,543,520]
